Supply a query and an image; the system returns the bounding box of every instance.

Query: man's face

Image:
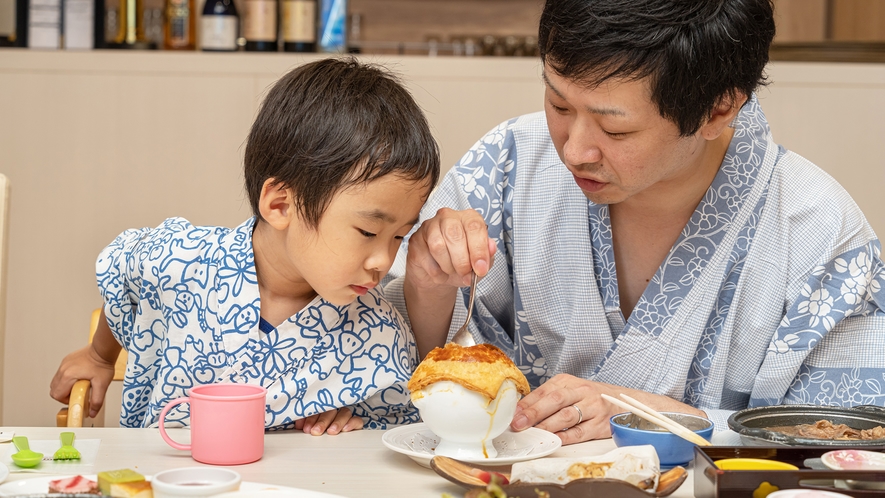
[543,65,709,206]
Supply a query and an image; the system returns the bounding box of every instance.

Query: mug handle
[158,397,191,451]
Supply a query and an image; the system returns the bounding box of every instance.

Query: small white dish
[0,474,101,497]
[0,462,8,485]
[151,467,240,498]
[382,422,562,468]
[820,449,885,491]
[0,474,346,498]
[821,449,885,471]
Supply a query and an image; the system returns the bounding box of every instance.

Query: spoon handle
[13,435,30,451]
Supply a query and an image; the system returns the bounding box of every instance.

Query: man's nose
[563,123,603,167]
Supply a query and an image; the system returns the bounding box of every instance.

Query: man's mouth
[573,175,607,193]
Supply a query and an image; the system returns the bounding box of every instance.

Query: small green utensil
[53,432,81,460]
[11,436,43,468]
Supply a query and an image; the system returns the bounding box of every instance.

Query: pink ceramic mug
[158,384,267,465]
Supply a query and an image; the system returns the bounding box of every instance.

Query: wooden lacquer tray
[430,455,687,498]
[694,446,885,498]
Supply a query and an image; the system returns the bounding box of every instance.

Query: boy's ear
[258,179,293,230]
[700,91,748,141]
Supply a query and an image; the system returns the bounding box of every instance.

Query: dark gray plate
[727,404,885,446]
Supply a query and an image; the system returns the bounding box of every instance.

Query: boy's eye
[549,101,568,114]
[358,229,376,238]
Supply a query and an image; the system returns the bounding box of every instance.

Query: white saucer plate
[382,422,562,468]
[0,463,8,485]
[821,449,885,471]
[0,475,346,498]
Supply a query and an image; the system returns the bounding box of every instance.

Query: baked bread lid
[408,343,531,400]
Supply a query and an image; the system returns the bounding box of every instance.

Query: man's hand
[402,207,497,356]
[405,207,496,289]
[49,345,117,418]
[510,374,707,445]
[294,408,364,435]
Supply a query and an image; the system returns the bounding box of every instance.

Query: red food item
[472,468,510,485]
[48,475,100,495]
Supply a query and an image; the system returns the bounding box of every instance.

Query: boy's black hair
[244,57,440,228]
[539,0,776,136]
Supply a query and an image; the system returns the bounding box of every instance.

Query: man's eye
[358,229,376,238]
[604,130,629,138]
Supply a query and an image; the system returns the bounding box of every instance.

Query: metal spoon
[451,273,477,347]
[11,436,43,468]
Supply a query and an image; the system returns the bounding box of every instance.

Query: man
[385,0,885,444]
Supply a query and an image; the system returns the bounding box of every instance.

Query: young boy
[50,58,440,433]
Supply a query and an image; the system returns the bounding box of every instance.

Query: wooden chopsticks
[601,393,712,447]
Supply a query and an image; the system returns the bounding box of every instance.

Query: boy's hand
[49,345,117,418]
[295,408,363,436]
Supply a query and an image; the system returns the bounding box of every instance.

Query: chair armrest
[65,379,92,428]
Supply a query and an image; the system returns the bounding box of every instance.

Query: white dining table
[0,426,695,497]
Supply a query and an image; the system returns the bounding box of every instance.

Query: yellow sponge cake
[98,469,146,496]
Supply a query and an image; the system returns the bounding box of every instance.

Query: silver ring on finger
[573,404,583,425]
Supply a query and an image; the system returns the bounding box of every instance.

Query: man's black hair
[539,0,776,135]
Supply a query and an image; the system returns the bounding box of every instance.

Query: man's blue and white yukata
[386,96,885,430]
[98,217,419,429]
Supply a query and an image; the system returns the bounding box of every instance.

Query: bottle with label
[318,0,345,53]
[243,0,278,51]
[281,0,315,52]
[201,0,239,51]
[165,0,196,49]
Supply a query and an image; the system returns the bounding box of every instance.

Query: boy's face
[543,65,712,206]
[287,174,429,306]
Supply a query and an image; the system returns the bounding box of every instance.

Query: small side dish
[509,445,660,490]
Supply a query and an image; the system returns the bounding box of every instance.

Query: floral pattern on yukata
[98,217,418,429]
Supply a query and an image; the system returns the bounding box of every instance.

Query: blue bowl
[610,412,714,467]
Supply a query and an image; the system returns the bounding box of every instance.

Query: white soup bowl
[412,379,520,459]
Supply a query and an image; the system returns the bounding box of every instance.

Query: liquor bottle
[318,0,345,53]
[243,0,278,51]
[201,0,239,51]
[281,0,315,52]
[165,0,196,49]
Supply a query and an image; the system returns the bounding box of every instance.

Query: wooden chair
[56,309,127,427]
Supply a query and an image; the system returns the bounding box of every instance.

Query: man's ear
[258,178,293,230]
[700,91,748,141]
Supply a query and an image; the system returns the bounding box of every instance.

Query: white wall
[0,51,882,426]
